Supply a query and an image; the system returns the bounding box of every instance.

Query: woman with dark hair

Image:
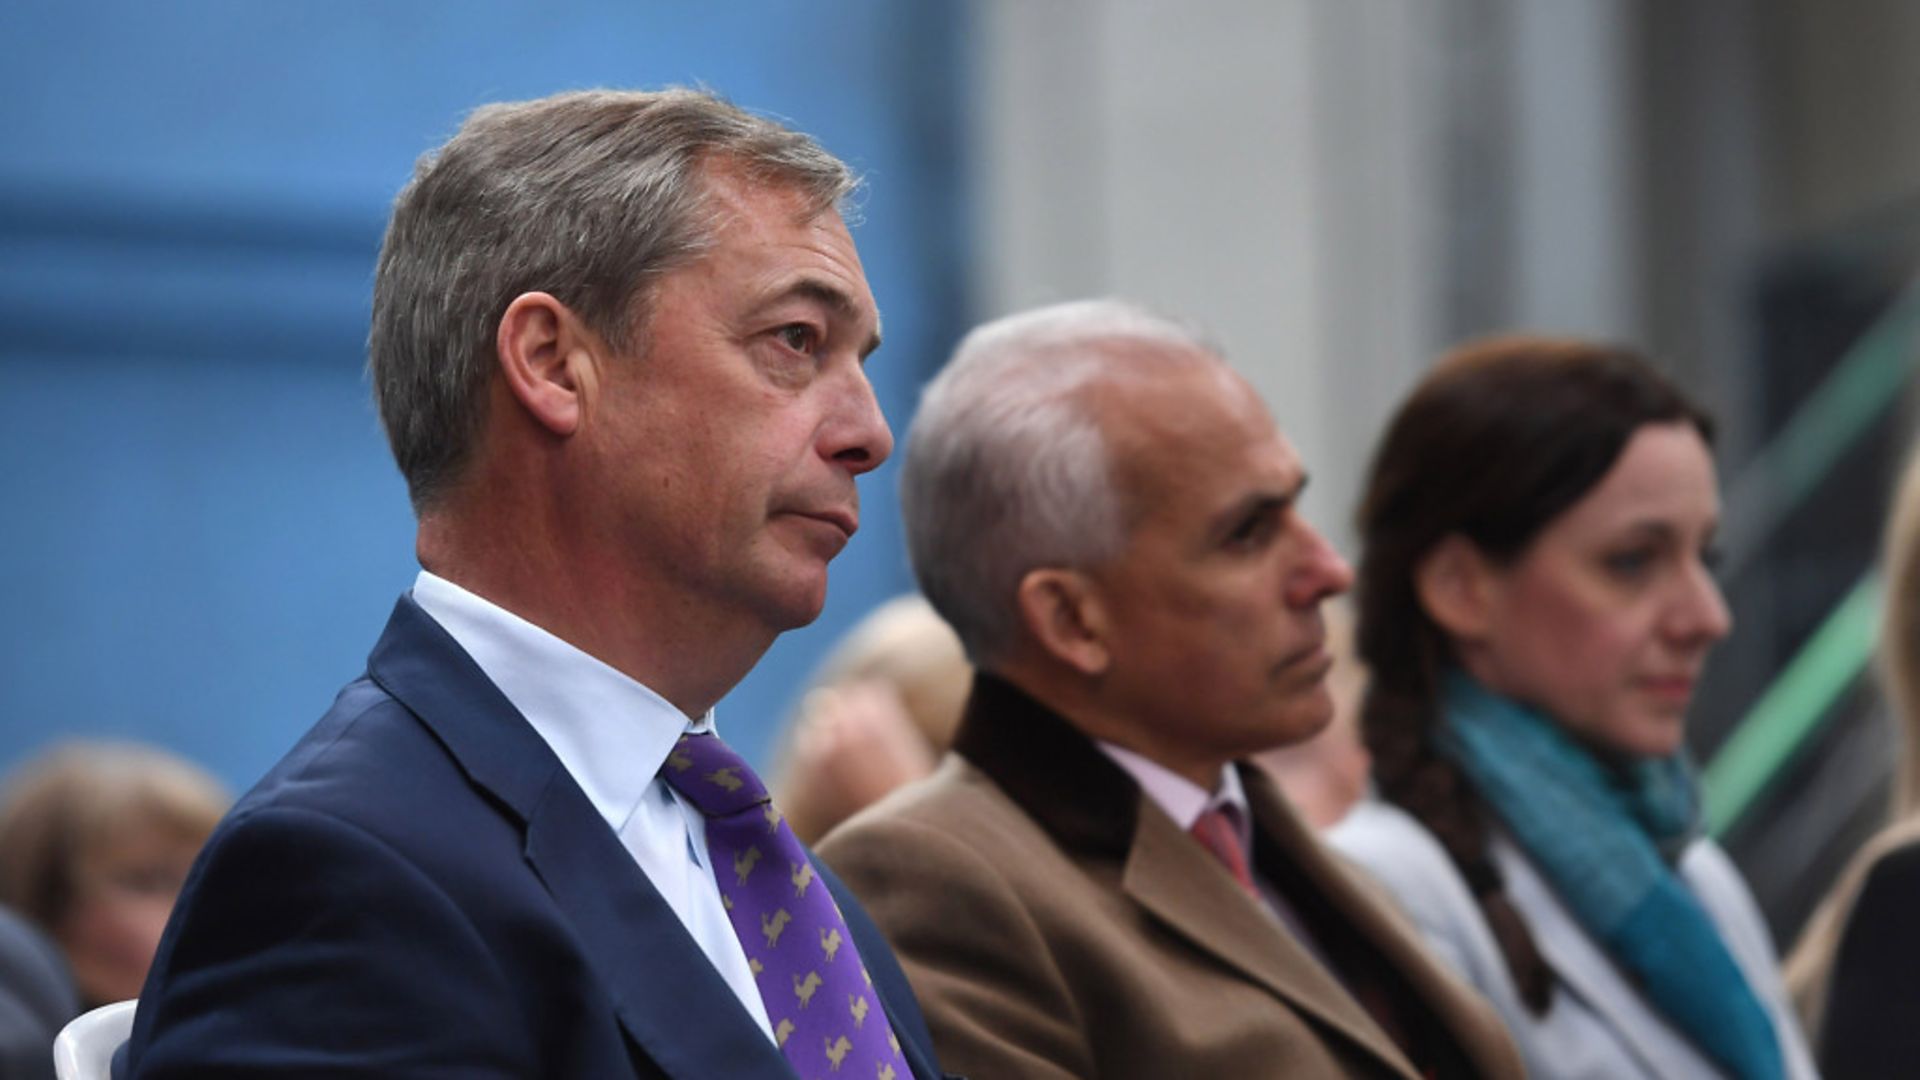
[1328,337,1815,1079]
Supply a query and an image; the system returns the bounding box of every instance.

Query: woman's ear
[1415,534,1497,642]
[1015,568,1110,677]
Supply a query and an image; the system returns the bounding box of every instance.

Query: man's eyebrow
[1209,474,1308,537]
[780,278,884,358]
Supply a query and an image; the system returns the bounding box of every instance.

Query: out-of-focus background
[3,0,1916,944]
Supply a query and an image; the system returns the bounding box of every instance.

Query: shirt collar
[1097,740,1250,845]
[410,570,711,833]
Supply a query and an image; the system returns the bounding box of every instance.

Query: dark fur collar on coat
[949,671,1148,859]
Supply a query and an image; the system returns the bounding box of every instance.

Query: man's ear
[1414,534,1497,642]
[1015,568,1110,677]
[496,291,596,436]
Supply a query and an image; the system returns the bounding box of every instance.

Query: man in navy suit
[125,88,949,1079]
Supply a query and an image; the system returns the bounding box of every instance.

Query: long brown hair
[1354,335,1713,1011]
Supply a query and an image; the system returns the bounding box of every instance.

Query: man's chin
[1261,692,1337,750]
[749,570,831,632]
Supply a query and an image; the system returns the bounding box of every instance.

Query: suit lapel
[1245,769,1527,1077]
[1123,792,1422,1079]
[522,784,797,1080]
[818,860,946,1080]
[952,673,1418,1079]
[366,596,796,1080]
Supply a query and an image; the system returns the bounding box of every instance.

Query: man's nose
[827,369,894,475]
[1285,520,1354,608]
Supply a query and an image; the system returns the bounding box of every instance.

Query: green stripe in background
[1704,572,1883,836]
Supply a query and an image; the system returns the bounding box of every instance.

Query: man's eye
[777,324,820,353]
[1225,513,1278,550]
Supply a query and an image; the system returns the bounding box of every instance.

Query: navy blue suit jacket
[125,594,948,1079]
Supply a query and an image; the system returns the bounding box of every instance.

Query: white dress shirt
[1098,741,1254,845]
[411,570,775,1041]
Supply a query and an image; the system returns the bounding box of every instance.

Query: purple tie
[663,733,911,1080]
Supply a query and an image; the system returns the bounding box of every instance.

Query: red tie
[1190,804,1258,897]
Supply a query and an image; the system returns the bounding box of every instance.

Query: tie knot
[1190,803,1257,897]
[661,733,771,816]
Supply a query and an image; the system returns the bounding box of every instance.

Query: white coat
[1329,800,1819,1080]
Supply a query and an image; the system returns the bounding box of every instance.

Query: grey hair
[369,87,858,511]
[900,299,1222,664]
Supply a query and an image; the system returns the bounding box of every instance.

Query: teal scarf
[1436,672,1782,1080]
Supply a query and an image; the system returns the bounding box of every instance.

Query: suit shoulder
[212,672,525,904]
[820,758,1055,875]
[132,803,538,1076]
[237,675,458,823]
[818,758,1068,921]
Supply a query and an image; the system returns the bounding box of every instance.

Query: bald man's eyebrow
[782,278,883,358]
[1207,472,1309,546]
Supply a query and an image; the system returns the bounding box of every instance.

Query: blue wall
[0,2,971,787]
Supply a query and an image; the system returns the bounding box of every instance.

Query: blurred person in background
[771,594,970,844]
[1254,599,1372,830]
[1782,439,1920,1075]
[822,299,1523,1079]
[0,742,227,1009]
[0,904,79,1080]
[1329,337,1816,1079]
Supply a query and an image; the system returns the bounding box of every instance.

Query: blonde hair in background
[0,741,229,932]
[772,595,973,844]
[1785,439,1920,1039]
[804,594,972,752]
[1886,442,1920,813]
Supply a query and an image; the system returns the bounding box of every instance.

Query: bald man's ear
[1415,534,1496,642]
[1016,568,1110,677]
[496,291,596,436]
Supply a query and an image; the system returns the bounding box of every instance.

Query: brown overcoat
[819,674,1524,1079]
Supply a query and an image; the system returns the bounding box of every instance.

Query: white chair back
[51,1000,136,1080]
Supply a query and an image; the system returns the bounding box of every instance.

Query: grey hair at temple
[899,299,1223,664]
[368,87,858,511]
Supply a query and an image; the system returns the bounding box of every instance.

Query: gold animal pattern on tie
[665,734,908,1080]
[762,908,792,949]
[734,845,763,886]
[795,970,823,1008]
